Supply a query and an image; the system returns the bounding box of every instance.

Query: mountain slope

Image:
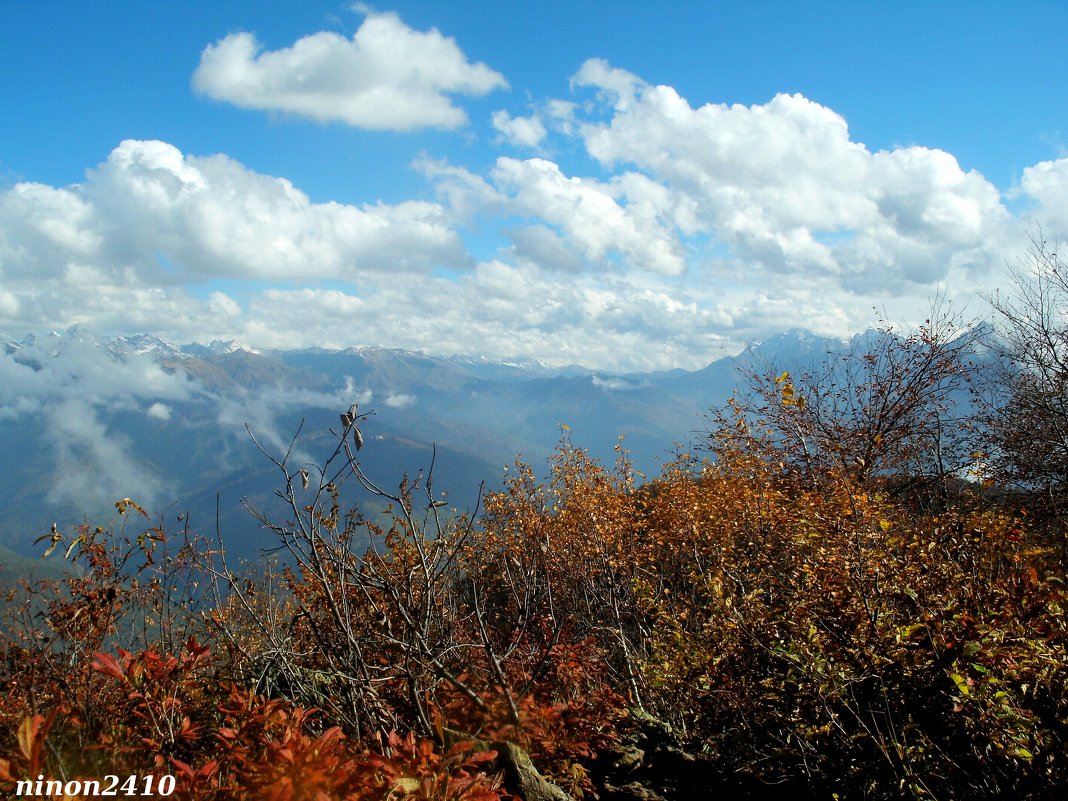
[2,325,989,561]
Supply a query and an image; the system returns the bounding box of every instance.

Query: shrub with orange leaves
[2,386,1066,800]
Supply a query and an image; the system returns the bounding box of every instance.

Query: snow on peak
[200,339,261,356]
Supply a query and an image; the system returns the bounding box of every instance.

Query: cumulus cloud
[192,9,507,130]
[419,153,687,274]
[491,110,547,148]
[240,263,729,372]
[90,140,463,278]
[571,59,1012,286]
[507,224,586,273]
[414,157,506,223]
[0,139,466,337]
[1017,157,1068,236]
[3,59,1062,373]
[491,157,686,275]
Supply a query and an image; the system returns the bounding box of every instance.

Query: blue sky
[2,1,1066,370]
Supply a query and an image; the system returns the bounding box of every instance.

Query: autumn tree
[710,305,981,503]
[985,237,1068,514]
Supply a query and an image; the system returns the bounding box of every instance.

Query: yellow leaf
[781,381,795,405]
[394,777,420,793]
[63,538,79,560]
[949,672,970,696]
[18,715,41,762]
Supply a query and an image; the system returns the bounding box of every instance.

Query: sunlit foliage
[2,310,1067,799]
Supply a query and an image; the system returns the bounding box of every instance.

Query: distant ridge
[0,324,996,560]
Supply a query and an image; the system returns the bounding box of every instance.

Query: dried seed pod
[353,427,364,451]
[298,468,310,490]
[340,402,359,429]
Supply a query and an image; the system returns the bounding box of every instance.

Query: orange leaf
[91,651,127,681]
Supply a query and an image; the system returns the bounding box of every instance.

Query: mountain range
[0,324,914,562]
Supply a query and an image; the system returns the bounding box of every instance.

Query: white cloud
[0,335,195,512]
[1,60,1058,374]
[47,398,169,512]
[192,10,507,130]
[507,224,586,272]
[239,262,730,372]
[572,59,643,106]
[0,329,390,521]
[414,157,506,222]
[592,376,645,391]
[1017,157,1068,236]
[147,402,172,421]
[0,183,102,281]
[491,110,547,148]
[384,392,415,408]
[571,59,1012,287]
[0,139,467,337]
[0,335,194,414]
[491,157,686,275]
[207,291,243,320]
[90,140,463,278]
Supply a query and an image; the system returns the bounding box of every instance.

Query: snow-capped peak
[184,339,262,356]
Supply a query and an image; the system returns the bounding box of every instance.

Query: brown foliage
[1,354,1067,798]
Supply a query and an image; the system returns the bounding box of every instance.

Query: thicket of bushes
[2,243,1067,799]
[2,426,1065,798]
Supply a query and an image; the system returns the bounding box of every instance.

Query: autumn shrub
[90,637,218,769]
[200,688,503,801]
[212,425,631,790]
[624,441,1068,798]
[0,505,218,782]
[470,440,649,704]
[0,502,509,800]
[2,385,1067,800]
